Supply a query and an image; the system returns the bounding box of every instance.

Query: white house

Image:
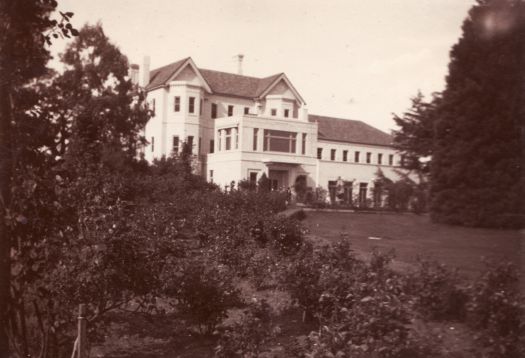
[139,57,402,205]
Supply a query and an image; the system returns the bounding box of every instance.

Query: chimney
[236,54,244,75]
[130,63,139,85]
[141,56,150,87]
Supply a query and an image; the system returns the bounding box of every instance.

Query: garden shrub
[409,259,468,321]
[215,299,276,358]
[466,262,525,358]
[163,258,242,335]
[266,216,305,256]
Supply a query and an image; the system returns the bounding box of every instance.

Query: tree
[0,1,77,355]
[391,91,438,179]
[431,0,525,228]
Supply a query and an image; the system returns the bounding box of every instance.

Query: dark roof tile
[309,114,393,146]
[146,59,281,98]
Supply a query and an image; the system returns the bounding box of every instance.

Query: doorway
[268,170,289,191]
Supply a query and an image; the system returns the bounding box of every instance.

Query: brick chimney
[130,63,139,85]
[236,54,244,75]
[141,56,150,87]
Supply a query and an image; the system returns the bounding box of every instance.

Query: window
[284,109,289,118]
[249,172,258,185]
[174,96,180,112]
[199,99,203,115]
[389,154,394,166]
[378,153,383,165]
[359,183,368,207]
[172,136,179,153]
[355,151,360,163]
[209,170,214,182]
[331,149,336,161]
[189,97,195,113]
[151,136,154,152]
[253,128,258,151]
[244,107,250,115]
[366,152,371,164]
[211,103,218,119]
[210,139,215,153]
[225,129,232,150]
[228,105,234,116]
[263,130,296,153]
[271,109,277,116]
[198,137,202,154]
[302,133,307,155]
[317,148,323,159]
[217,130,221,151]
[343,150,348,162]
[235,128,239,149]
[150,98,156,114]
[187,136,194,154]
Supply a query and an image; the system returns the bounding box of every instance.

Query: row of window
[170,97,252,119]
[270,108,291,118]
[317,148,395,166]
[217,128,239,151]
[150,135,206,155]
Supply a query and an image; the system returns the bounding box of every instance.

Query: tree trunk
[0,82,13,357]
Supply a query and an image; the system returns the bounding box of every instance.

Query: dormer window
[284,109,289,118]
[271,109,277,116]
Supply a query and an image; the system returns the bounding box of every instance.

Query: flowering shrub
[466,262,525,358]
[163,258,242,335]
[409,259,468,321]
[215,299,276,357]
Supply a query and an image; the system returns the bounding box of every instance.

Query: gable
[266,79,297,99]
[172,63,205,86]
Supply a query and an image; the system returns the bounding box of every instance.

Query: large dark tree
[392,91,439,179]
[431,0,525,228]
[0,1,77,355]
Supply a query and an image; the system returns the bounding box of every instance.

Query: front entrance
[268,170,289,191]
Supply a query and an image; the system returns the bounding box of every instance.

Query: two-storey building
[140,57,401,204]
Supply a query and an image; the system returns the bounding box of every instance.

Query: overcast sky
[52,0,475,132]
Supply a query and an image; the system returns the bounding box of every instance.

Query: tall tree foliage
[0,1,78,355]
[431,0,525,228]
[392,91,438,179]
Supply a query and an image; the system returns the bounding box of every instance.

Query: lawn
[304,210,522,279]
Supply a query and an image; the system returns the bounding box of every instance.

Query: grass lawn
[304,211,522,279]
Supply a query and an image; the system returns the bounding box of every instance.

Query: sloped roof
[146,58,285,99]
[309,114,393,147]
[147,58,189,90]
[199,69,282,98]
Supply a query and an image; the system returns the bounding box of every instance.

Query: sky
[51,0,475,132]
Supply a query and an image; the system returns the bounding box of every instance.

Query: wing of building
[139,57,402,205]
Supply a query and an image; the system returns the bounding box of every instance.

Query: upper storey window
[366,152,372,164]
[211,103,218,119]
[284,109,289,118]
[244,107,250,115]
[189,97,195,113]
[389,154,394,166]
[174,96,180,112]
[225,129,232,150]
[228,105,234,117]
[263,130,296,153]
[271,109,277,116]
[355,151,360,163]
[378,153,383,165]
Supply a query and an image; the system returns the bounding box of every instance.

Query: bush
[466,262,525,358]
[409,259,468,321]
[266,216,305,256]
[163,258,242,335]
[215,299,276,357]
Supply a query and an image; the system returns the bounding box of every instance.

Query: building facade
[141,57,402,205]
